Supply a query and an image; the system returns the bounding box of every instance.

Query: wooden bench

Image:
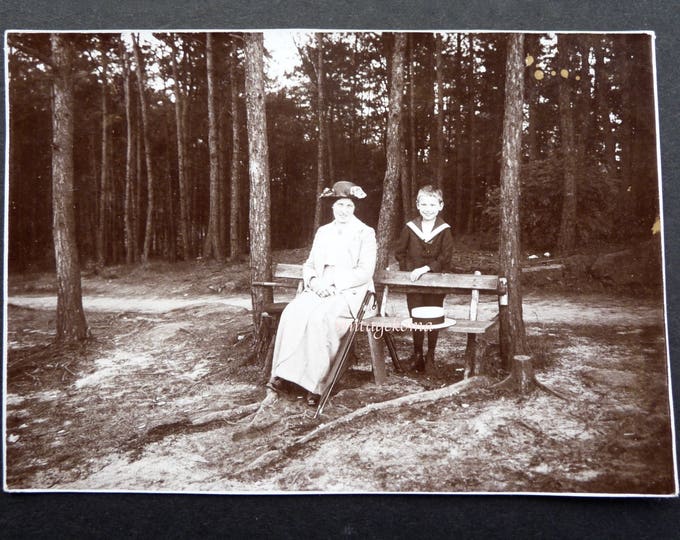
[361,268,507,382]
[253,263,507,383]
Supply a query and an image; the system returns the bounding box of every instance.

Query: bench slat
[374,269,499,292]
[271,263,500,293]
[272,263,305,280]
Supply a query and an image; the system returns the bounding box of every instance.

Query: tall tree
[312,32,327,234]
[407,33,417,215]
[132,33,156,263]
[465,37,478,233]
[454,33,467,232]
[203,32,225,260]
[121,41,137,264]
[376,33,406,270]
[170,35,191,261]
[229,43,242,260]
[96,36,109,268]
[555,34,578,254]
[498,33,527,366]
[244,33,273,326]
[434,32,445,191]
[50,33,88,341]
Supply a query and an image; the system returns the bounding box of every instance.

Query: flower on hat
[349,186,367,199]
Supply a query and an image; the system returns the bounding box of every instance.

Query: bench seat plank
[361,314,499,334]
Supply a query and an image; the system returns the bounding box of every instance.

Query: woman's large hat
[319,180,367,200]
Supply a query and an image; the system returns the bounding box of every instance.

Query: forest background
[7,31,659,274]
[2,0,679,537]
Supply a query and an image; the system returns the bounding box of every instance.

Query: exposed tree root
[490,355,572,401]
[231,390,283,441]
[190,402,260,426]
[533,377,573,401]
[242,376,491,473]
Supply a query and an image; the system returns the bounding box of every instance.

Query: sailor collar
[406,217,450,243]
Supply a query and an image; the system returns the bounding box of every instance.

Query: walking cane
[315,290,375,418]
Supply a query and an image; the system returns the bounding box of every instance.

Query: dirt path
[4,289,675,494]
[7,289,664,324]
[7,294,254,313]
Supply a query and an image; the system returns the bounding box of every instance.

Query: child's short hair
[416,185,443,204]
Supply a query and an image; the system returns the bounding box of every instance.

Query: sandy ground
[3,263,676,494]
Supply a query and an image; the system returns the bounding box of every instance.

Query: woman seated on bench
[267,181,377,407]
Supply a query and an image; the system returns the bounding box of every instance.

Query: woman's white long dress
[270,216,376,395]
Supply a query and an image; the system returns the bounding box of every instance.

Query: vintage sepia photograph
[3,29,677,495]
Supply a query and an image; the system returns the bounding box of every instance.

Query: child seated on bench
[395,185,454,373]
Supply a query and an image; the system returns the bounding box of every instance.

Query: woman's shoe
[306,392,320,407]
[266,377,285,394]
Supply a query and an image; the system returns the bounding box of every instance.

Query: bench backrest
[269,263,501,295]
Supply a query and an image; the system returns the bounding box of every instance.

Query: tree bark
[170,36,191,261]
[376,33,406,270]
[121,42,136,265]
[408,33,417,209]
[132,33,156,263]
[134,110,142,262]
[454,34,467,233]
[96,37,109,269]
[244,33,273,327]
[434,32,445,192]
[399,118,410,224]
[229,44,242,260]
[498,33,527,367]
[556,34,578,255]
[465,37,477,233]
[313,32,327,235]
[50,33,88,341]
[203,33,225,260]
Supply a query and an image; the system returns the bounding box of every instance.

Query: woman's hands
[410,265,430,282]
[309,276,336,298]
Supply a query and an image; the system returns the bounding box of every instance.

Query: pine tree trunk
[349,36,358,183]
[399,117,410,222]
[244,33,273,327]
[408,33,417,208]
[376,33,406,270]
[132,33,156,263]
[96,39,108,269]
[229,46,241,261]
[465,38,477,233]
[203,33,224,260]
[171,36,191,261]
[434,32,445,192]
[455,34,466,233]
[326,104,335,183]
[134,113,142,262]
[313,33,327,235]
[122,43,135,265]
[50,33,88,342]
[556,34,578,255]
[162,113,176,262]
[218,94,228,256]
[499,33,527,367]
